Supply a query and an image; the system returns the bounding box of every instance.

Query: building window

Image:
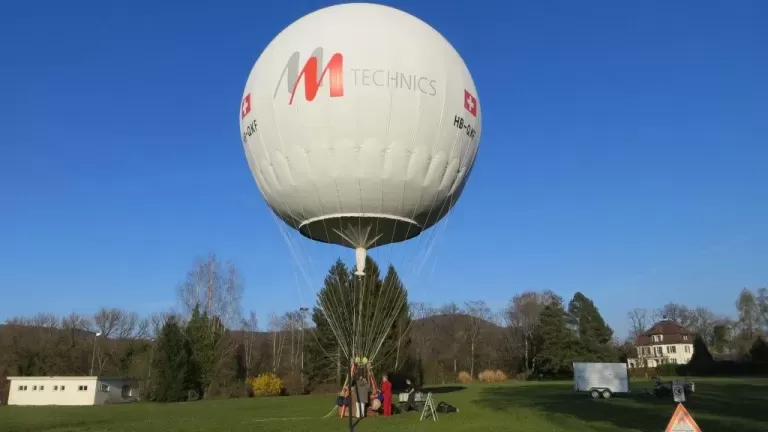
[39,385,45,391]
[655,347,663,355]
[672,358,678,364]
[683,335,689,341]
[121,385,132,398]
[54,385,58,391]
[61,385,66,391]
[652,335,663,342]
[78,385,89,391]
[32,385,38,391]
[667,346,677,354]
[18,385,28,391]
[684,345,691,353]
[100,384,110,392]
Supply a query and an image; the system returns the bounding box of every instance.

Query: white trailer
[573,362,630,399]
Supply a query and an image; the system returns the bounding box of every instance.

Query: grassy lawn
[1,378,766,432]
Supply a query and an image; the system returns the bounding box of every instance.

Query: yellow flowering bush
[250,372,284,396]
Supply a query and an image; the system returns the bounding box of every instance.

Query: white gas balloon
[240,3,481,276]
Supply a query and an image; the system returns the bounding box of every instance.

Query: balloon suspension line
[347,275,365,432]
[333,223,382,276]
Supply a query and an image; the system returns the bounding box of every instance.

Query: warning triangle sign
[665,403,702,432]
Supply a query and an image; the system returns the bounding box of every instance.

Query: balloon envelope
[240,3,481,250]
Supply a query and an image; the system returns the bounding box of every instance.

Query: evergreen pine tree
[567,292,616,361]
[305,259,349,390]
[186,303,226,398]
[185,305,204,395]
[711,324,730,354]
[688,334,715,375]
[535,297,580,376]
[376,264,411,374]
[151,317,194,402]
[748,337,768,363]
[305,257,411,389]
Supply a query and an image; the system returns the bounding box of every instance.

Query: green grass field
[1,378,766,432]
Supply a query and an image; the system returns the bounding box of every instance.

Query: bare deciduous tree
[177,254,245,397]
[464,300,491,378]
[59,312,92,347]
[93,307,123,374]
[93,308,122,338]
[148,311,175,339]
[281,310,307,371]
[268,313,287,371]
[177,253,244,328]
[756,287,768,332]
[6,313,60,328]
[408,302,436,380]
[61,313,92,331]
[688,307,718,344]
[437,302,463,378]
[241,310,259,377]
[653,303,695,328]
[505,291,557,372]
[91,308,143,374]
[737,288,760,340]
[627,308,650,342]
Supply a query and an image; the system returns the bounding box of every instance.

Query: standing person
[404,378,416,411]
[354,372,369,417]
[381,374,393,416]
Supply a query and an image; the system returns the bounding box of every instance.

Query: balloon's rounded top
[240,2,481,253]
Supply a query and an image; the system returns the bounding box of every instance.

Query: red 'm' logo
[274,48,344,105]
[289,54,343,104]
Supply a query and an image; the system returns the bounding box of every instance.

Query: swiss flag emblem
[464,90,477,117]
[241,93,251,119]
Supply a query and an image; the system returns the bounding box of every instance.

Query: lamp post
[90,332,102,376]
[147,338,156,380]
[299,307,309,391]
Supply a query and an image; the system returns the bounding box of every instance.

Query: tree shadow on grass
[476,381,768,432]
[420,386,466,394]
[3,418,114,432]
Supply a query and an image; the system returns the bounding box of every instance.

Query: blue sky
[1,0,766,337]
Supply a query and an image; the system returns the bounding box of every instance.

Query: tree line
[2,253,767,402]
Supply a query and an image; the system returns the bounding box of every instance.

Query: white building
[6,376,138,406]
[627,320,695,368]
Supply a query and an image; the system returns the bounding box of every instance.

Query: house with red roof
[627,319,696,368]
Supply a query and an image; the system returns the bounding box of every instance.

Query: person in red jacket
[381,374,393,416]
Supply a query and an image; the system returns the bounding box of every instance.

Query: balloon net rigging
[267,200,458,366]
[261,129,478,367]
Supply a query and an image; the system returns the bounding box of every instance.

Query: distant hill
[0,311,505,345]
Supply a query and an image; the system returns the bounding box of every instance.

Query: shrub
[457,371,473,384]
[277,370,305,396]
[656,364,679,378]
[514,372,530,381]
[478,369,508,383]
[250,373,285,397]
